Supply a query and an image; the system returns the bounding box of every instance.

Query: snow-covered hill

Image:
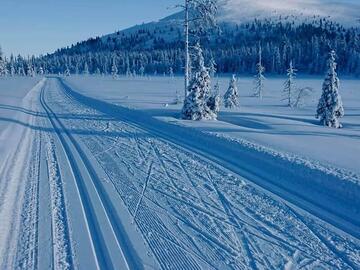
[36,0,360,76]
[221,0,360,26]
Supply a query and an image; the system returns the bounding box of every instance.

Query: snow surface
[66,75,360,175]
[0,76,359,269]
[0,77,41,165]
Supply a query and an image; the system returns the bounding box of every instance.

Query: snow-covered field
[0,75,359,269]
[66,75,360,174]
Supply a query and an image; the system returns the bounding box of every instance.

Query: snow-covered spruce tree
[182,42,215,120]
[111,58,118,79]
[316,50,344,128]
[180,0,218,98]
[207,80,221,117]
[224,74,239,108]
[283,61,297,107]
[253,44,265,99]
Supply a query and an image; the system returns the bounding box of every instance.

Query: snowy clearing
[0,76,359,269]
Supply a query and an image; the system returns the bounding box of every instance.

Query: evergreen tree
[207,80,221,117]
[253,44,265,99]
[283,61,297,107]
[111,58,118,78]
[182,42,215,120]
[316,50,344,128]
[224,74,239,108]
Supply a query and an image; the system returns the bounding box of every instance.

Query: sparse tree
[207,80,221,117]
[168,66,174,78]
[316,50,344,128]
[111,58,118,79]
[293,87,314,108]
[224,74,239,108]
[83,62,89,75]
[64,66,70,76]
[139,65,145,77]
[38,66,44,76]
[253,43,265,99]
[283,61,297,107]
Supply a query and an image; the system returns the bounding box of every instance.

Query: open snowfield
[66,75,360,174]
[0,75,359,269]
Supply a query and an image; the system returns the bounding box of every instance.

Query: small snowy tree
[64,66,70,76]
[10,63,15,76]
[38,66,44,76]
[293,87,314,108]
[253,44,265,99]
[26,63,35,77]
[83,62,89,75]
[208,57,217,77]
[316,50,344,128]
[207,80,221,117]
[224,74,239,108]
[182,42,215,120]
[283,61,297,107]
[168,67,174,78]
[139,65,145,77]
[111,58,118,79]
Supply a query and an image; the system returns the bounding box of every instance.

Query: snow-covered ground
[0,76,359,269]
[0,77,41,165]
[66,75,360,175]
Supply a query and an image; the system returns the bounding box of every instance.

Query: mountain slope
[34,0,360,76]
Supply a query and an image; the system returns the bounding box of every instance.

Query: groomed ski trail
[43,77,359,269]
[0,76,359,269]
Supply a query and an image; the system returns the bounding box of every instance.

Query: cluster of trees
[0,48,42,77]
[181,37,344,128]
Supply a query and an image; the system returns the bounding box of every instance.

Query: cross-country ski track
[0,77,359,269]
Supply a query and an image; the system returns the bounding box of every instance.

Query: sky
[0,0,180,57]
[1,0,358,58]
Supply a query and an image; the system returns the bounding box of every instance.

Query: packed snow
[65,75,360,175]
[0,75,359,269]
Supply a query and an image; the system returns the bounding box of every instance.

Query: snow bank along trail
[38,77,359,269]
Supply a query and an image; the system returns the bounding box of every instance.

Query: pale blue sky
[0,0,180,57]
[1,0,357,57]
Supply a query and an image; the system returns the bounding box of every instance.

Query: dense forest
[1,16,360,76]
